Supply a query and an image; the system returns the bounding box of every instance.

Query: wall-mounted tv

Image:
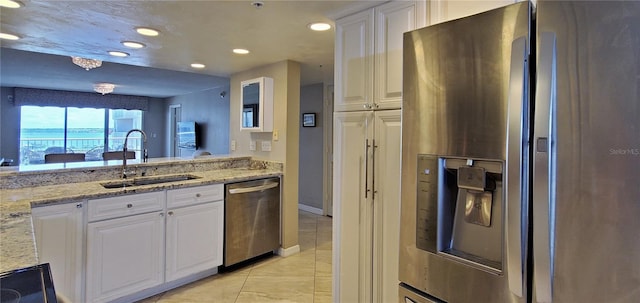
[177,121,199,149]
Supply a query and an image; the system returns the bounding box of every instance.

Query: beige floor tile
[299,230,318,251]
[249,250,316,277]
[136,294,162,303]
[235,275,314,303]
[314,291,333,303]
[317,219,332,230]
[316,241,332,251]
[314,275,332,293]
[135,211,332,303]
[315,249,332,277]
[156,273,247,303]
[299,224,317,233]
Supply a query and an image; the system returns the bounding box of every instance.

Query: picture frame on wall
[302,113,316,127]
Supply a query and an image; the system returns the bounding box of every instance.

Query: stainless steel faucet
[122,129,148,179]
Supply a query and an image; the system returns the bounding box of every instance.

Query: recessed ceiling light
[233,49,250,55]
[0,32,20,40]
[108,51,129,57]
[191,63,206,69]
[122,41,145,49]
[0,0,22,8]
[136,27,159,37]
[308,22,331,31]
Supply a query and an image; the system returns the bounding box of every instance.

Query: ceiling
[0,0,383,98]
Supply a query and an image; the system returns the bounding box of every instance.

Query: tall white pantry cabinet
[332,1,426,303]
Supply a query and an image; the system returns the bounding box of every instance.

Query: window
[20,106,143,165]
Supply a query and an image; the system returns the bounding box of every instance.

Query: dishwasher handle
[228,181,279,194]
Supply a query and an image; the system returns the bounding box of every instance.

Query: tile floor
[137,210,332,303]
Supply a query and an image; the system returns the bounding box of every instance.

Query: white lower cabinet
[81,184,223,303]
[166,186,224,282]
[31,184,225,303]
[31,202,84,303]
[333,110,402,303]
[86,211,165,303]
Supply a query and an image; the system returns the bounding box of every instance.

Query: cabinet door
[372,110,402,303]
[333,111,374,303]
[165,201,224,282]
[31,202,84,303]
[431,0,514,24]
[86,211,164,303]
[375,1,426,109]
[335,9,374,112]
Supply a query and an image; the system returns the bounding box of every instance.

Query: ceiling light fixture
[0,32,20,40]
[108,51,129,57]
[136,27,159,36]
[122,41,145,49]
[308,22,331,31]
[71,56,102,70]
[0,0,22,8]
[191,63,206,69]
[93,83,115,95]
[233,48,250,55]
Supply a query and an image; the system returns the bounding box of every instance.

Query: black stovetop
[0,263,58,303]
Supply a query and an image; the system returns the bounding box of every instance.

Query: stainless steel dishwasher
[224,177,280,266]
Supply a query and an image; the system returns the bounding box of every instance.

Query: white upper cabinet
[375,1,426,109]
[430,0,516,24]
[335,8,374,112]
[240,76,274,132]
[335,1,426,112]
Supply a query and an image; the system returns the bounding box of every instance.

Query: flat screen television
[177,121,198,149]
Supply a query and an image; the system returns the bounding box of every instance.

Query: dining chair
[44,153,86,163]
[102,151,136,161]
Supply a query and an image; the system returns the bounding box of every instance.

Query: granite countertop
[0,158,281,273]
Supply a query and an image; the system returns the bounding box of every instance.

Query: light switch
[261,141,272,152]
[249,141,257,151]
[273,130,279,141]
[231,140,236,151]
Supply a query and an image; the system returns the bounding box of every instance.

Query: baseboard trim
[277,245,300,257]
[298,204,323,215]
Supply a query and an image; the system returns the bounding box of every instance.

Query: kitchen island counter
[0,156,282,273]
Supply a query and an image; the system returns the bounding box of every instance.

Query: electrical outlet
[261,141,272,152]
[249,140,257,151]
[231,140,236,151]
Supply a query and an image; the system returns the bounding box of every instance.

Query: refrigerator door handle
[533,31,557,303]
[506,35,528,298]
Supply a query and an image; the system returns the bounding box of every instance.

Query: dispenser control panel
[416,154,439,253]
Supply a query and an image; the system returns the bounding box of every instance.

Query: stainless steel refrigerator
[399,1,640,302]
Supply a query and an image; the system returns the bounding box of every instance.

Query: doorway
[169,105,181,157]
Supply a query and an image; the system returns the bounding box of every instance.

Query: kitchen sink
[100,174,201,189]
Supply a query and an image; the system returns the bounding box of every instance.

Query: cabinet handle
[195,193,201,198]
[159,212,164,217]
[76,203,82,208]
[126,203,133,208]
[168,211,174,216]
[372,139,378,196]
[365,139,371,198]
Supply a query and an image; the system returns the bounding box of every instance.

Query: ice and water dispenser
[416,155,504,273]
